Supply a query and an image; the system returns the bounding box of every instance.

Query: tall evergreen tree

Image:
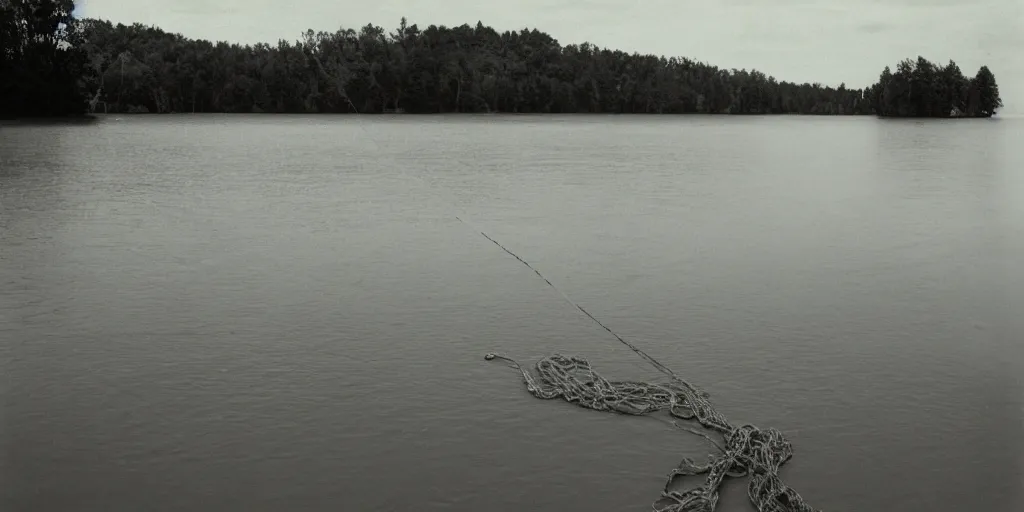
[973,65,1002,117]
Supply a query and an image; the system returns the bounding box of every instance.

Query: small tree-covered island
[1,1,1004,118]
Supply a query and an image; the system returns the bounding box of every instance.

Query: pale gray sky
[77,0,1023,112]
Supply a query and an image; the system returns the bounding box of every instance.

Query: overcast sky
[77,0,1022,113]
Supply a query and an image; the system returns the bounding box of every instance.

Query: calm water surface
[2,115,1022,512]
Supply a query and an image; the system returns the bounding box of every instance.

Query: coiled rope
[347,118,821,512]
[465,219,820,512]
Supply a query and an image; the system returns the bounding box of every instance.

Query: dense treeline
[1,0,91,117]
[865,57,1002,117]
[76,17,875,115]
[0,1,1004,118]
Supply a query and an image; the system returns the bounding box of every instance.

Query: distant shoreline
[0,115,99,125]
[2,8,1004,119]
[56,111,1006,118]
[67,19,1000,118]
[3,112,1005,124]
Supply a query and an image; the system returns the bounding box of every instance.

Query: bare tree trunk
[455,77,462,112]
[89,86,103,112]
[311,53,359,113]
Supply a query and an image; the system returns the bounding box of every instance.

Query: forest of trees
[72,17,877,115]
[0,1,1004,118]
[1,0,91,117]
[866,58,1002,117]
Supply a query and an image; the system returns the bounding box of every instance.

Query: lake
[1,115,1022,512]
